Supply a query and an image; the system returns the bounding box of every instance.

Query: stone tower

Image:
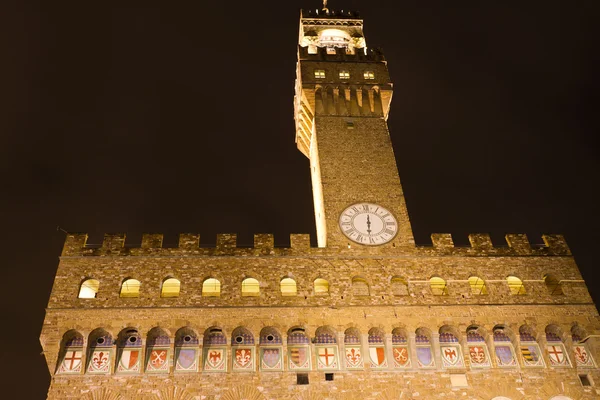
[40,6,600,400]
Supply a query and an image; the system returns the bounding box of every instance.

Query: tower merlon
[428,233,571,255]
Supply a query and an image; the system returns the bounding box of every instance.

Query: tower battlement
[300,9,362,21]
[60,232,571,257]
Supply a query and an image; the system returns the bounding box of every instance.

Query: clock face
[339,203,398,245]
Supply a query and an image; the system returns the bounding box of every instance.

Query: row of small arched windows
[78,274,564,299]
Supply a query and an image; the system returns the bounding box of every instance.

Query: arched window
[120,279,141,298]
[314,326,338,370]
[368,328,387,369]
[352,277,370,296]
[468,276,487,295]
[161,277,180,298]
[280,278,297,296]
[518,325,544,367]
[202,278,221,296]
[391,328,410,368]
[203,327,227,372]
[57,330,84,374]
[116,328,142,373]
[415,327,435,368]
[344,327,363,369]
[78,279,99,299]
[391,276,408,296]
[545,325,570,367]
[493,325,517,367]
[174,327,200,373]
[507,276,525,295]
[241,278,260,296]
[572,325,596,368]
[314,278,329,294]
[287,327,311,370]
[466,325,491,368]
[259,327,283,371]
[145,327,170,373]
[86,328,112,374]
[430,276,448,295]
[544,274,563,295]
[231,327,255,371]
[439,326,464,368]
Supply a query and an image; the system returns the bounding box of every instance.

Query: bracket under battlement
[60,232,571,257]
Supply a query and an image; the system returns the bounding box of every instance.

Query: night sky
[1,1,598,398]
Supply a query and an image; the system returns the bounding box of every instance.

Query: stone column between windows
[337,332,346,371]
[361,333,370,370]
[432,333,442,369]
[408,332,418,370]
[384,333,394,371]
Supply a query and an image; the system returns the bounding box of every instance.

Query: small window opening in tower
[297,373,309,385]
[161,278,180,298]
[326,47,337,54]
[325,373,334,381]
[429,277,448,295]
[345,120,354,129]
[242,278,260,296]
[120,279,141,298]
[202,278,221,296]
[319,29,351,48]
[507,276,526,295]
[364,71,375,79]
[78,279,99,299]
[468,276,488,295]
[544,274,564,295]
[579,374,593,386]
[314,70,326,79]
[339,70,350,80]
[280,278,297,296]
[314,278,329,294]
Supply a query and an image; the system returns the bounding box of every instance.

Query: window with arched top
[160,278,180,298]
[572,325,596,368]
[120,279,140,298]
[314,278,329,294]
[430,277,448,295]
[287,327,311,370]
[544,274,563,295]
[231,327,255,371]
[314,326,339,370]
[466,326,491,368]
[280,278,297,296]
[202,278,221,296]
[507,276,526,295]
[352,277,370,296]
[78,279,99,299]
[391,276,408,296]
[439,326,464,369]
[545,325,571,367]
[241,278,260,296]
[203,327,227,372]
[468,276,487,295]
[493,325,517,367]
[368,328,387,369]
[415,328,435,368]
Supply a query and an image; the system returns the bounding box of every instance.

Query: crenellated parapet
[61,232,571,257]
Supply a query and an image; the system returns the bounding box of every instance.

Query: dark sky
[1,1,598,398]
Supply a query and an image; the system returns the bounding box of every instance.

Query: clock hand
[366,214,372,234]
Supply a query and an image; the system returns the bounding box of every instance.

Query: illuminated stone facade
[40,7,600,400]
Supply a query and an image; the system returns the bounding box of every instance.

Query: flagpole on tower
[322,0,328,12]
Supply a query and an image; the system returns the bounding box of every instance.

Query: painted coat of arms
[520,344,544,367]
[204,348,226,372]
[416,346,434,368]
[317,347,338,370]
[494,345,516,367]
[260,347,282,371]
[146,349,169,372]
[574,345,595,368]
[289,346,310,370]
[175,348,198,372]
[392,346,410,368]
[547,344,570,367]
[345,346,363,369]
[87,350,110,374]
[468,345,490,368]
[58,350,82,374]
[117,349,141,373]
[369,346,387,368]
[441,345,464,368]
[233,348,254,371]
